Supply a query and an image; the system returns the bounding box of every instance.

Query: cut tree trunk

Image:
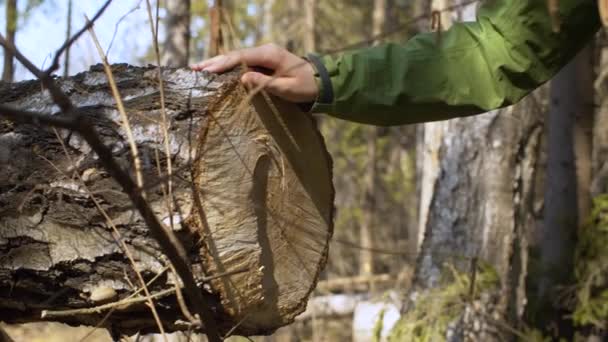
[0,65,334,336]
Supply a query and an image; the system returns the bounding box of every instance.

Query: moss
[387,262,499,342]
[572,194,608,330]
[372,308,386,342]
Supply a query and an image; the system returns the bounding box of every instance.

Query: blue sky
[0,1,263,81]
[0,1,158,80]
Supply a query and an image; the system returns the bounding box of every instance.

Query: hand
[191,44,318,103]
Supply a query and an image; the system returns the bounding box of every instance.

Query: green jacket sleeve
[309,0,600,126]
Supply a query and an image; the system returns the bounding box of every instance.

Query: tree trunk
[63,0,73,78]
[413,92,546,342]
[592,36,608,197]
[2,0,16,82]
[303,0,316,53]
[263,0,275,44]
[358,0,387,278]
[208,0,223,58]
[416,0,454,253]
[413,1,546,339]
[162,0,191,67]
[533,46,594,336]
[360,127,377,277]
[574,46,594,225]
[0,65,334,336]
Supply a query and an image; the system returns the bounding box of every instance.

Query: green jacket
[308,0,600,126]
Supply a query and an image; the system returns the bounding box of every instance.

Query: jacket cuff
[304,53,335,113]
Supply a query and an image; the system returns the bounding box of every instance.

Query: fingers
[191,55,226,71]
[241,71,299,101]
[191,44,285,73]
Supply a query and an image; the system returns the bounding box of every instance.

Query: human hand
[191,44,318,103]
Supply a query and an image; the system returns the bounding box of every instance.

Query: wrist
[306,54,333,105]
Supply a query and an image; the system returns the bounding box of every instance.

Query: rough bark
[533,46,594,335]
[2,0,16,82]
[413,94,545,340]
[162,0,191,67]
[0,65,334,336]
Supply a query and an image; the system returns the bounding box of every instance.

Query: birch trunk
[413,1,546,339]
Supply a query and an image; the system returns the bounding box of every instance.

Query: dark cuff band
[307,53,334,104]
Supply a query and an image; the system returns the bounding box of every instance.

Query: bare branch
[46,0,113,75]
[40,267,249,319]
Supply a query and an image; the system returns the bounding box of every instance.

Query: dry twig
[41,267,248,319]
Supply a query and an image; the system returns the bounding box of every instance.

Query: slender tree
[162,0,191,67]
[303,0,316,53]
[359,0,386,278]
[63,0,72,78]
[2,0,17,82]
[208,0,223,58]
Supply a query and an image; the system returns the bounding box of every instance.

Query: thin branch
[169,263,200,326]
[41,267,249,319]
[46,0,113,75]
[106,0,143,56]
[42,287,177,318]
[86,16,146,198]
[332,238,412,256]
[145,0,175,233]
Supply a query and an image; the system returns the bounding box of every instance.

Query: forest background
[1,0,607,341]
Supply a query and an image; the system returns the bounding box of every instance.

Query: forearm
[310,0,600,126]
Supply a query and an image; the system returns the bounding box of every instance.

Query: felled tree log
[0,65,334,336]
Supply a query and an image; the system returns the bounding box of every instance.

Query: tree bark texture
[162,0,191,67]
[414,95,545,339]
[533,46,594,334]
[0,65,334,336]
